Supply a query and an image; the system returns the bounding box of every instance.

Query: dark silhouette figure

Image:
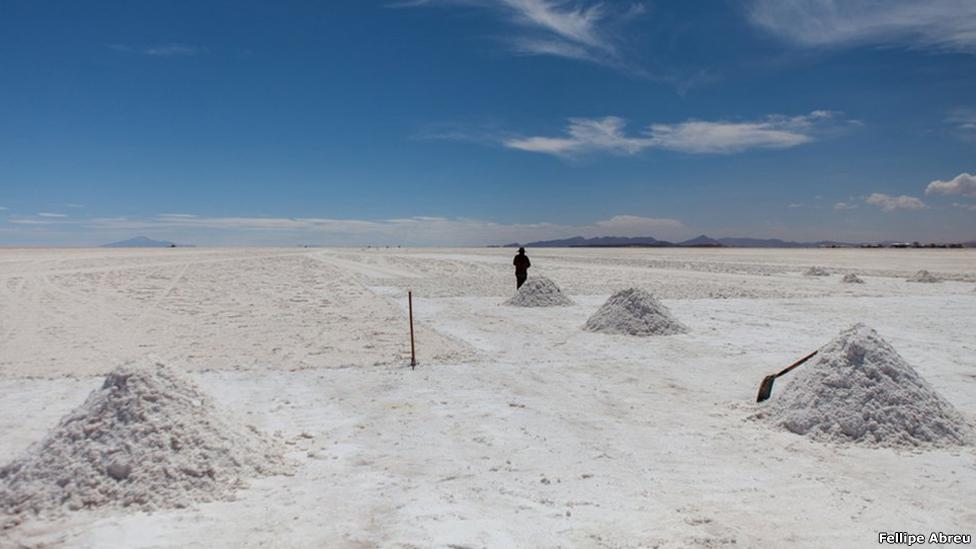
[513,247,531,289]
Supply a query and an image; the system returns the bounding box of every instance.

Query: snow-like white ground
[1,247,974,548]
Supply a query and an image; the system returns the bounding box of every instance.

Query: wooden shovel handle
[775,350,818,378]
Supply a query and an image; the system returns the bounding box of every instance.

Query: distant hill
[102,236,178,248]
[680,235,723,247]
[712,237,805,248]
[712,237,859,248]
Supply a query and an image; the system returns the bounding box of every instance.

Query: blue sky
[1,0,974,245]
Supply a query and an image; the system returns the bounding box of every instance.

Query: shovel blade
[756,374,777,403]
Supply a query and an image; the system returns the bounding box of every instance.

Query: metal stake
[408,290,416,369]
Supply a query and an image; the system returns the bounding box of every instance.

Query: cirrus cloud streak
[748,0,976,54]
[393,0,645,70]
[502,111,851,156]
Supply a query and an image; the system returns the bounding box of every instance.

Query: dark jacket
[513,254,530,273]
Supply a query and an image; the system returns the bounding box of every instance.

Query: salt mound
[0,362,290,520]
[908,270,940,283]
[804,266,830,276]
[584,288,689,336]
[841,273,865,284]
[761,324,974,448]
[505,277,573,307]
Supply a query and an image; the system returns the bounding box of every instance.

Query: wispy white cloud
[410,121,514,147]
[70,213,689,246]
[505,117,647,156]
[947,109,976,133]
[748,0,976,54]
[394,0,643,70]
[109,43,205,57]
[865,193,927,212]
[641,113,829,154]
[502,111,850,156]
[953,202,976,211]
[0,206,7,211]
[9,218,64,225]
[7,213,74,225]
[833,201,858,211]
[942,108,976,143]
[926,172,976,197]
[591,215,686,234]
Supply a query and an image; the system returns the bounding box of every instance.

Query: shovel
[756,350,818,403]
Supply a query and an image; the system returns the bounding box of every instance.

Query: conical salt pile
[505,277,574,307]
[804,266,830,277]
[908,270,940,283]
[841,273,865,284]
[761,324,974,448]
[584,288,689,336]
[0,362,290,520]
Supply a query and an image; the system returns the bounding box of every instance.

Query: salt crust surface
[0,362,290,523]
[584,288,689,336]
[761,324,974,448]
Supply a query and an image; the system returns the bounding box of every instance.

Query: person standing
[513,247,531,289]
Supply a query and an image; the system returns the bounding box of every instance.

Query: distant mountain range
[509,236,672,248]
[102,236,179,248]
[100,234,974,249]
[501,235,894,248]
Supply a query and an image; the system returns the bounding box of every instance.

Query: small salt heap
[504,277,574,307]
[804,266,830,277]
[760,324,974,448]
[907,270,940,283]
[0,362,290,521]
[584,288,688,336]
